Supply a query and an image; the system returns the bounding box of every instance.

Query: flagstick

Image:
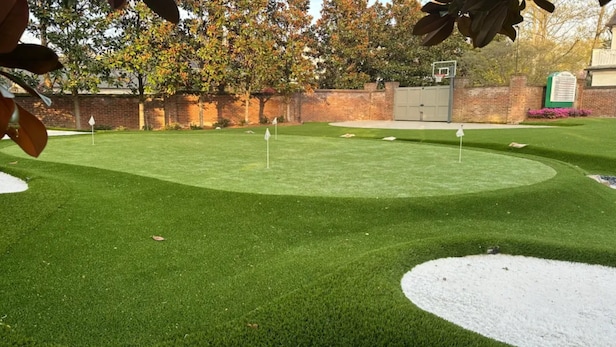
[458,136,463,163]
[88,116,95,145]
[266,138,270,169]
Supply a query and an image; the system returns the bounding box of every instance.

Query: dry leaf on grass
[152,235,165,241]
[509,142,528,148]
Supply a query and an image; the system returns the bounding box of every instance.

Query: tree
[378,0,467,86]
[413,0,612,48]
[0,0,180,157]
[315,0,376,89]
[226,0,279,124]
[180,0,231,126]
[107,1,188,129]
[458,0,611,86]
[29,0,111,129]
[259,0,315,121]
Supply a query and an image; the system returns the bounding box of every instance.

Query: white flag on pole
[456,125,464,137]
[456,125,464,163]
[88,116,95,126]
[272,117,277,125]
[264,128,271,141]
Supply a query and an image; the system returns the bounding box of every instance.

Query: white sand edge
[0,172,28,194]
[401,254,616,347]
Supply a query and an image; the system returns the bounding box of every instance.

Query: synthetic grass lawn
[0,118,615,346]
[1,131,556,198]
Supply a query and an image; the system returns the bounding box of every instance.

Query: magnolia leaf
[421,1,449,13]
[0,84,14,99]
[143,0,180,24]
[0,44,63,74]
[413,13,453,35]
[107,0,128,9]
[533,0,555,13]
[6,103,48,157]
[422,18,455,46]
[0,0,17,24]
[473,4,508,47]
[0,71,51,106]
[457,16,472,37]
[0,97,12,137]
[0,0,28,54]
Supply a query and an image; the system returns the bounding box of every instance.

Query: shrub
[115,126,127,131]
[213,118,231,128]
[189,123,203,130]
[94,124,113,131]
[164,123,183,130]
[259,116,269,124]
[527,108,592,119]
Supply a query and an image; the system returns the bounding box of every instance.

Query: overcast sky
[308,0,391,21]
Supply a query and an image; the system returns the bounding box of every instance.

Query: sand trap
[0,172,28,194]
[401,254,616,347]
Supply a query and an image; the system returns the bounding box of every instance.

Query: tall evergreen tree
[315,0,375,89]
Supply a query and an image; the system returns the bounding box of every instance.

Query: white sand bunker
[401,254,616,347]
[0,172,28,193]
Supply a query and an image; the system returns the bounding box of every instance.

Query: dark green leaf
[413,13,453,35]
[0,71,52,106]
[533,0,555,13]
[0,44,63,74]
[422,19,455,46]
[143,0,180,24]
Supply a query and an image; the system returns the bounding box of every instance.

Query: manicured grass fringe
[0,118,615,346]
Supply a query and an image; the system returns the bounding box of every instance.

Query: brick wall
[298,82,398,122]
[452,75,545,124]
[576,84,616,118]
[14,77,616,130]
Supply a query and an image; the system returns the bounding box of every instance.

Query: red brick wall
[298,82,398,122]
[576,85,616,118]
[452,75,545,124]
[14,78,616,130]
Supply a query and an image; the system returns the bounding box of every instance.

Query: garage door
[394,85,451,122]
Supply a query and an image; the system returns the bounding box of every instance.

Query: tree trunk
[139,99,146,130]
[198,93,204,127]
[286,99,291,122]
[138,73,146,130]
[244,91,250,124]
[72,89,81,130]
[39,22,52,90]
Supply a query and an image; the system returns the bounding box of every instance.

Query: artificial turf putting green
[0,119,615,347]
[2,132,555,198]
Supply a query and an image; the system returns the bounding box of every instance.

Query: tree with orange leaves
[0,0,178,157]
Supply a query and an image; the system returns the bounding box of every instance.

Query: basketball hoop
[434,74,445,83]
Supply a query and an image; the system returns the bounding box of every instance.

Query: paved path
[2,130,87,140]
[330,120,551,130]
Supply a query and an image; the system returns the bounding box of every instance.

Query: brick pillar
[451,77,468,123]
[363,82,378,91]
[575,78,585,109]
[384,82,399,120]
[507,74,528,124]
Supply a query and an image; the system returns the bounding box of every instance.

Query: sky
[21,1,391,43]
[308,0,391,21]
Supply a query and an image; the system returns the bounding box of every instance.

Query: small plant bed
[527,108,591,119]
[588,175,616,189]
